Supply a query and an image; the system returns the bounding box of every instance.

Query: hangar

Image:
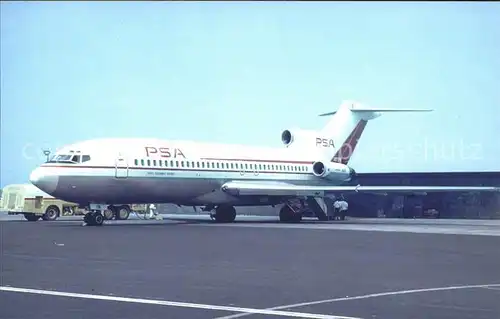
[349,171,500,219]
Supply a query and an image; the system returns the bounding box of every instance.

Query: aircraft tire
[214,205,236,223]
[279,205,301,223]
[93,213,104,226]
[103,208,115,220]
[115,205,130,220]
[84,212,104,226]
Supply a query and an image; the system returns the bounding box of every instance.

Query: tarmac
[1,213,499,319]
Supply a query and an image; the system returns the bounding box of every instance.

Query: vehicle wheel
[115,205,130,220]
[42,205,60,221]
[24,214,40,222]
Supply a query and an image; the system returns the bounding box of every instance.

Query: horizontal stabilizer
[319,108,432,117]
[318,101,433,117]
[351,108,433,112]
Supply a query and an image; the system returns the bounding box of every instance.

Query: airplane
[29,100,500,226]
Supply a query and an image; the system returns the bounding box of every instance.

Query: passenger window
[176,161,179,167]
[181,161,185,167]
[164,160,168,167]
[134,159,138,166]
[147,160,151,166]
[197,162,200,168]
[186,161,190,167]
[192,161,195,168]
[230,163,234,169]
[201,162,205,168]
[153,160,157,166]
[141,159,145,166]
[170,160,174,167]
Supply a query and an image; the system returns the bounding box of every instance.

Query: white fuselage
[29,138,353,206]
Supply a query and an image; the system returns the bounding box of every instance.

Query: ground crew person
[148,204,162,220]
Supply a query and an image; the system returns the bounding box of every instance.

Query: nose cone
[30,167,59,194]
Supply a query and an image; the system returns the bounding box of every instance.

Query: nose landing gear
[83,211,104,226]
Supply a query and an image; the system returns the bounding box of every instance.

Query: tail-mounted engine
[312,161,356,183]
[281,130,294,146]
[281,129,320,147]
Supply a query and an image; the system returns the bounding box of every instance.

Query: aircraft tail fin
[319,100,432,164]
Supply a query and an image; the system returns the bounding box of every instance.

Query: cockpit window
[47,154,91,164]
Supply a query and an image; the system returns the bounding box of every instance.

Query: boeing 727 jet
[29,100,499,226]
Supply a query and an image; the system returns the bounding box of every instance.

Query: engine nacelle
[281,129,319,147]
[312,161,356,182]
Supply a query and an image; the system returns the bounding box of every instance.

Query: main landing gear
[279,204,302,223]
[84,204,131,226]
[209,205,237,223]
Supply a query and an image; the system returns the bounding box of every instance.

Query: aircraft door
[115,155,129,178]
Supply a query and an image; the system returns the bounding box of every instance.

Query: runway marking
[215,283,500,319]
[190,222,500,236]
[0,286,360,319]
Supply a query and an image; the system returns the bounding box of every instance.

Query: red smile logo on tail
[331,120,368,164]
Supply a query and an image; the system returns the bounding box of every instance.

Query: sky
[1,1,499,187]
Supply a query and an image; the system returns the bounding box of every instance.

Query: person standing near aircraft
[338,199,348,220]
[332,197,348,220]
[148,204,161,220]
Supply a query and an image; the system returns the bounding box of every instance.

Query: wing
[221,181,500,197]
